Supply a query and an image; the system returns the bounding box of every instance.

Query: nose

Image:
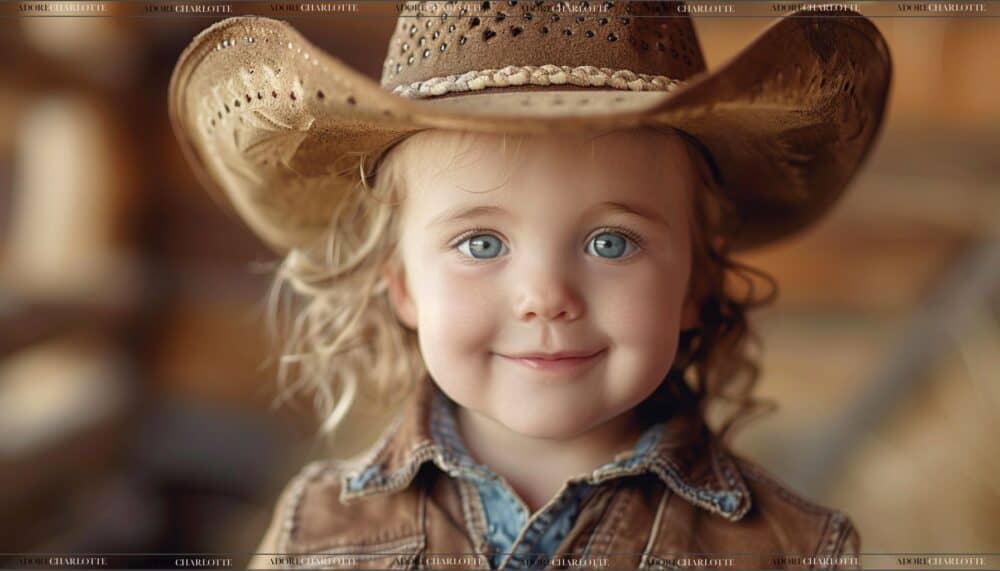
[513,265,585,322]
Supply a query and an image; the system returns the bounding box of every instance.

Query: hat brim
[169,9,891,252]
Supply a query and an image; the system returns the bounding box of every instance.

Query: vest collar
[339,377,752,522]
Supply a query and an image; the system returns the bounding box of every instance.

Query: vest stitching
[346,434,752,521]
[298,535,425,559]
[733,457,832,516]
[341,442,438,501]
[638,485,671,569]
[342,392,755,523]
[414,485,428,569]
[599,484,633,558]
[455,478,491,555]
[814,511,849,561]
[579,482,627,561]
[277,461,332,554]
[709,438,752,517]
[282,460,426,555]
[825,517,860,570]
[736,458,859,568]
[647,456,747,521]
[712,438,742,492]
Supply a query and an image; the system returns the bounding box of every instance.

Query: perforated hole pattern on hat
[380,0,706,91]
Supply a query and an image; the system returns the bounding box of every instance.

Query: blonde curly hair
[265,125,777,448]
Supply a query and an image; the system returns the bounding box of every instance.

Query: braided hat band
[391,64,686,99]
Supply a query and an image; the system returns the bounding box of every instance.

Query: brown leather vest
[252,380,860,570]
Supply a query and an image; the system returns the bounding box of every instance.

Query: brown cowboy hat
[168,1,892,252]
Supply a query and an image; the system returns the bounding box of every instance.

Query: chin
[494,408,597,440]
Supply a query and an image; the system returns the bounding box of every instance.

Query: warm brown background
[0,4,997,562]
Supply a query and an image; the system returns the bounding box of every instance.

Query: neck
[454,405,643,515]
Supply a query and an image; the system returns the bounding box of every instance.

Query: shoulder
[725,452,861,565]
[255,459,426,558]
[253,460,344,562]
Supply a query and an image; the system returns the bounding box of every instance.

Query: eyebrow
[428,204,509,227]
[591,201,671,229]
[426,201,671,229]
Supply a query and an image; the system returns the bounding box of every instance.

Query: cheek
[411,262,502,363]
[412,264,503,407]
[592,259,689,371]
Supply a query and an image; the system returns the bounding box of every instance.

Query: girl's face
[386,129,698,439]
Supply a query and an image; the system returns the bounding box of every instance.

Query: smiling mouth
[495,349,606,374]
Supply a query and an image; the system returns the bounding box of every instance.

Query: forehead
[394,128,695,214]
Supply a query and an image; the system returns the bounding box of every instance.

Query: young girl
[169,2,891,568]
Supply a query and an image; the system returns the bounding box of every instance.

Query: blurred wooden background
[0,6,997,561]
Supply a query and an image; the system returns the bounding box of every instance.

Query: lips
[495,348,606,374]
[502,349,604,360]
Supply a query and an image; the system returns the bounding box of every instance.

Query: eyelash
[449,226,496,249]
[593,225,647,250]
[448,225,646,256]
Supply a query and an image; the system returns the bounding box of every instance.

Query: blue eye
[586,231,635,259]
[457,233,508,259]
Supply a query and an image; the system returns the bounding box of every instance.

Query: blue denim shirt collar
[426,386,666,484]
[339,377,752,522]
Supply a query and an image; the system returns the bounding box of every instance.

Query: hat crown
[380,0,707,92]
